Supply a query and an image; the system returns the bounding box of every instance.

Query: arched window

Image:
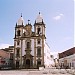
[37,28,41,34]
[27,42,30,48]
[37,47,41,56]
[72,62,74,67]
[16,49,20,57]
[70,63,71,67]
[17,41,20,45]
[37,39,41,44]
[17,30,20,36]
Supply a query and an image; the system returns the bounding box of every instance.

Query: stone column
[14,40,16,68]
[42,38,44,66]
[34,38,37,68]
[20,39,23,68]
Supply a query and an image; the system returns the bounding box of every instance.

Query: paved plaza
[0,69,75,75]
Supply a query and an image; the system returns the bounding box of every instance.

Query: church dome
[17,14,25,25]
[36,12,43,23]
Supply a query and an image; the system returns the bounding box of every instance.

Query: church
[14,12,54,69]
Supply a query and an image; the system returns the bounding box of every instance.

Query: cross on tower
[39,12,40,14]
[21,13,22,17]
[28,20,30,24]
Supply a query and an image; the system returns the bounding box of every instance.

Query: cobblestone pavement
[0,69,75,75]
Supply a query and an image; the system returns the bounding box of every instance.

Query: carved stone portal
[23,55,33,69]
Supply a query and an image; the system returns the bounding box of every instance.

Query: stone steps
[0,69,74,75]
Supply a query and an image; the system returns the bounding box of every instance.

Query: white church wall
[44,42,54,68]
[21,40,25,56]
[31,39,34,56]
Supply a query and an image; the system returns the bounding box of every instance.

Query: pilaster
[42,38,44,66]
[34,38,37,68]
[20,39,23,68]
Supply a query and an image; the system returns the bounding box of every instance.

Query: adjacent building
[14,13,54,69]
[0,49,10,68]
[58,47,75,69]
[3,46,14,59]
[0,46,14,69]
[54,58,59,68]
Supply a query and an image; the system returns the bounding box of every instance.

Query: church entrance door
[26,59,30,69]
[16,61,19,69]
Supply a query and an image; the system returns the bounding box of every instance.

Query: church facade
[14,13,54,69]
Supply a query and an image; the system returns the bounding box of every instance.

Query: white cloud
[53,13,64,20]
[64,37,72,40]
[60,14,64,16]
[58,36,73,47]
[61,37,72,43]
[0,44,11,49]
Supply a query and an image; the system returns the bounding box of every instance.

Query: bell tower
[15,14,24,38]
[34,12,45,36]
[14,14,25,69]
[34,12,46,68]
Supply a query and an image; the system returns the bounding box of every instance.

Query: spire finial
[35,20,36,24]
[28,19,30,24]
[21,13,22,17]
[39,12,40,15]
[42,19,44,23]
[16,22,17,27]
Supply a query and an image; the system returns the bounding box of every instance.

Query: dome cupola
[36,12,43,23]
[17,13,25,25]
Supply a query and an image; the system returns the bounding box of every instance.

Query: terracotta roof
[59,47,75,59]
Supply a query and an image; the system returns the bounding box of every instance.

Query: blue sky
[0,0,74,58]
